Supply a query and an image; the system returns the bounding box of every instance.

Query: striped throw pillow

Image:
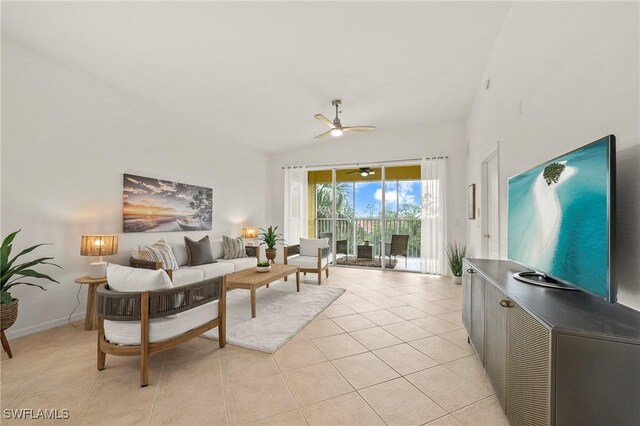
[222,235,246,260]
[136,239,179,271]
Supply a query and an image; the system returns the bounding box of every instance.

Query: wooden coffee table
[224,264,300,318]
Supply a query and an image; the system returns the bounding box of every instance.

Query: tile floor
[1,266,509,425]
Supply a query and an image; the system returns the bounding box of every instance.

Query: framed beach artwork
[123,174,212,233]
[467,184,476,220]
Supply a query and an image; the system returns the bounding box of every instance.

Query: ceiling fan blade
[314,129,333,139]
[342,126,376,132]
[314,114,335,128]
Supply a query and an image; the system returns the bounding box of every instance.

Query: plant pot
[256,265,272,273]
[452,276,462,285]
[1,299,18,331]
[265,248,277,263]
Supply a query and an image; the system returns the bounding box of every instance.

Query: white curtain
[283,167,308,246]
[420,158,448,274]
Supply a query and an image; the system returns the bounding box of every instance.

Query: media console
[462,259,640,426]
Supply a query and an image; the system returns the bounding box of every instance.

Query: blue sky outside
[339,180,421,216]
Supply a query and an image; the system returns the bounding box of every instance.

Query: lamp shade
[80,235,119,257]
[242,227,258,239]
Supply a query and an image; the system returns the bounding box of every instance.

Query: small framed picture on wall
[468,184,476,220]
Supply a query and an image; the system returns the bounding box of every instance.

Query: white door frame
[480,142,500,258]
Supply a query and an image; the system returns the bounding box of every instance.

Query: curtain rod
[281,156,448,170]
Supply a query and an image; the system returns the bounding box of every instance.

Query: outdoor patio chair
[381,234,410,267]
[284,237,330,285]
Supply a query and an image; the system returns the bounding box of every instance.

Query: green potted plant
[1,230,60,344]
[258,226,284,263]
[256,261,271,273]
[445,242,470,284]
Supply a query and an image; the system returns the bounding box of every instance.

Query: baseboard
[5,312,86,339]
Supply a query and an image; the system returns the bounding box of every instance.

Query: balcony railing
[315,217,421,258]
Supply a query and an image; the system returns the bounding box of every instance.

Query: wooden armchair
[97,268,225,387]
[284,238,331,285]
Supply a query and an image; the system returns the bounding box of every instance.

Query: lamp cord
[68,284,82,327]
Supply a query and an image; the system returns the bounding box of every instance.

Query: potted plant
[445,242,470,284]
[1,230,60,346]
[256,261,271,273]
[258,226,284,263]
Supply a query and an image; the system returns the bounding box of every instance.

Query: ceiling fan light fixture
[360,170,369,177]
[330,128,343,137]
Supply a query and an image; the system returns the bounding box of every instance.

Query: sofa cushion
[299,238,329,257]
[171,267,205,287]
[218,257,257,272]
[135,239,179,271]
[185,236,216,266]
[104,300,219,345]
[171,243,189,267]
[107,264,172,292]
[223,235,247,259]
[287,255,329,269]
[191,262,234,280]
[211,239,224,260]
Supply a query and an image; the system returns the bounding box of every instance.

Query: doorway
[481,144,500,259]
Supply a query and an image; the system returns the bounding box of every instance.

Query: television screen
[508,136,615,301]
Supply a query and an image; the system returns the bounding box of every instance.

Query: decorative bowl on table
[256,262,271,273]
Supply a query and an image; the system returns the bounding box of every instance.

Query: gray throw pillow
[184,236,216,266]
[223,235,247,259]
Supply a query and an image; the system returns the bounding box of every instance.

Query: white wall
[1,40,272,337]
[270,121,468,262]
[466,2,640,310]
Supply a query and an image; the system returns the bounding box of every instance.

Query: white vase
[256,265,271,273]
[452,276,462,285]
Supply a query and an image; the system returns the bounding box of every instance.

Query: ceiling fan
[346,167,376,177]
[314,99,376,139]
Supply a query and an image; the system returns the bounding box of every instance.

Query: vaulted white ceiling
[2,1,511,153]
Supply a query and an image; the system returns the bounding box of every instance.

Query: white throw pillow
[171,243,189,267]
[299,238,329,257]
[107,264,173,293]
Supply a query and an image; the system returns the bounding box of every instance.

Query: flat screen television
[507,135,616,302]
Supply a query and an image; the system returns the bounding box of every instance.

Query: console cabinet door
[461,264,473,334]
[469,274,485,362]
[484,283,508,410]
[506,301,551,426]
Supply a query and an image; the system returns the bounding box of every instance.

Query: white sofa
[131,239,258,287]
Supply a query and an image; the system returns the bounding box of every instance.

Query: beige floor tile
[164,336,221,365]
[437,310,464,328]
[286,332,309,345]
[331,314,377,332]
[406,366,493,412]
[360,309,405,326]
[150,387,227,425]
[358,378,446,425]
[274,341,327,371]
[373,343,438,375]
[382,321,433,342]
[74,405,151,425]
[451,396,509,425]
[283,362,353,406]
[443,355,495,395]
[332,352,399,389]
[322,304,357,318]
[349,327,402,350]
[409,335,473,363]
[225,373,298,424]
[302,392,384,425]
[426,414,464,425]
[302,319,345,339]
[366,297,408,309]
[220,345,279,382]
[388,305,430,320]
[411,316,462,334]
[157,355,223,399]
[250,409,307,425]
[440,329,472,349]
[341,300,382,313]
[312,333,368,360]
[75,373,157,419]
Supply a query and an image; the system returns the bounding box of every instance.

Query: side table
[357,244,373,260]
[74,276,107,331]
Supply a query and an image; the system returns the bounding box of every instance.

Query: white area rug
[203,280,344,353]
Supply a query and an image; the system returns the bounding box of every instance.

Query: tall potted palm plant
[1,230,60,336]
[259,226,284,263]
[446,242,471,284]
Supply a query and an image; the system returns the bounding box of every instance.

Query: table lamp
[242,227,258,246]
[80,235,119,278]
